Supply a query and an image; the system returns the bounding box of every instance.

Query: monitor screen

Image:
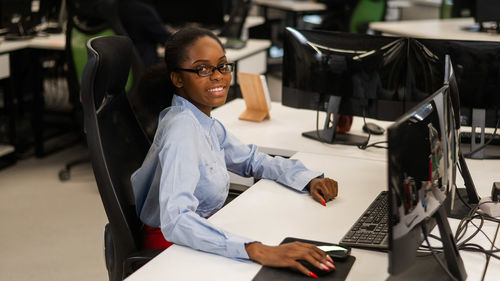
[388,84,466,279]
[475,0,500,23]
[389,87,450,239]
[282,28,408,121]
[409,38,500,128]
[452,0,476,18]
[0,0,40,36]
[148,0,226,28]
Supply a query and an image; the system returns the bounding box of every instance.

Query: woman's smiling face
[171,36,231,116]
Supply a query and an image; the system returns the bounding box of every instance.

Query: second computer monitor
[283,27,407,121]
[0,0,41,38]
[387,84,466,280]
[409,38,500,128]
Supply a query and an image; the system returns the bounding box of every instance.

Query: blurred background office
[1,0,497,280]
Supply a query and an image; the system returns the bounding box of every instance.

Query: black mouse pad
[252,237,356,281]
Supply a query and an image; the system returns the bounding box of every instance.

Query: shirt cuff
[291,170,324,193]
[224,232,255,259]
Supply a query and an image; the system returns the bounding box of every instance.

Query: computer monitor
[442,55,481,218]
[387,84,467,281]
[475,0,500,32]
[0,0,41,39]
[219,0,249,49]
[408,38,500,159]
[282,27,407,146]
[38,0,65,33]
[452,0,476,18]
[147,0,226,29]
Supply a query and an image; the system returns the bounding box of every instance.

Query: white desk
[252,0,326,13]
[0,33,65,53]
[126,152,389,281]
[212,98,389,161]
[369,18,500,42]
[126,150,499,281]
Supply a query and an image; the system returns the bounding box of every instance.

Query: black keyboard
[339,191,388,250]
[460,131,500,146]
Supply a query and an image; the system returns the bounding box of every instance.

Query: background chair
[80,35,159,281]
[349,0,387,34]
[59,0,144,180]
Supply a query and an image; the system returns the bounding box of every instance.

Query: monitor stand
[388,205,467,281]
[447,153,480,219]
[463,108,500,159]
[4,23,35,41]
[301,95,368,146]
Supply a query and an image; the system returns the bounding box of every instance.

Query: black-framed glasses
[176,63,235,77]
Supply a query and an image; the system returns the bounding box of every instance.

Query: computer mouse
[298,259,334,277]
[363,122,385,135]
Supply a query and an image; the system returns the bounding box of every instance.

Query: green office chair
[59,0,142,180]
[349,0,387,34]
[440,0,453,19]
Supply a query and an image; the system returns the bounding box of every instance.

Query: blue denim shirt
[131,95,322,259]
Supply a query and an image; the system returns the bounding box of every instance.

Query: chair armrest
[123,249,164,278]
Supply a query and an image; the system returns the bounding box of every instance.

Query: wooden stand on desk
[237,72,271,122]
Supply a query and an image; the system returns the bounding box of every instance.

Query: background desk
[0,34,270,161]
[125,150,499,281]
[252,0,326,31]
[0,33,65,52]
[252,0,326,13]
[0,33,65,162]
[369,17,500,42]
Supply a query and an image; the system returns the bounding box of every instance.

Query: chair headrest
[87,36,133,100]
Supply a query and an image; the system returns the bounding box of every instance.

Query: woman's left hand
[308,178,338,206]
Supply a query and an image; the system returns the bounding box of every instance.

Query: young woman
[131,27,339,278]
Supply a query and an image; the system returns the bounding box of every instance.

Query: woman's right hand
[245,241,335,278]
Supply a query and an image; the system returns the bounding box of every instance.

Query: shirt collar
[172,94,215,130]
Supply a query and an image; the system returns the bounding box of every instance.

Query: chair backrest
[65,0,143,102]
[440,0,453,19]
[219,0,250,40]
[81,35,151,281]
[349,0,386,33]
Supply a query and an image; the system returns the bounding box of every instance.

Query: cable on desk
[418,200,500,264]
[357,108,388,150]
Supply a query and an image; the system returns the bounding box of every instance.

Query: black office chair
[59,0,145,181]
[80,35,160,281]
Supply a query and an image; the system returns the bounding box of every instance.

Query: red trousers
[142,225,173,250]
